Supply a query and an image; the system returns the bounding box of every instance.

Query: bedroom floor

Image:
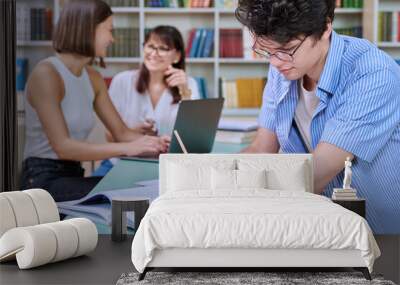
[0,235,398,285]
[0,235,134,285]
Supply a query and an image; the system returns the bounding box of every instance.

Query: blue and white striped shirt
[258,31,400,234]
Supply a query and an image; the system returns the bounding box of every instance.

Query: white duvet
[131,190,380,273]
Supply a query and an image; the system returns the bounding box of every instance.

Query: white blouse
[109,70,200,137]
[108,70,200,164]
[109,70,200,135]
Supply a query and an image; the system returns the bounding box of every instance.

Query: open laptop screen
[168,98,224,153]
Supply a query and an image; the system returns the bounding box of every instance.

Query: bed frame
[137,154,372,281]
[139,248,371,280]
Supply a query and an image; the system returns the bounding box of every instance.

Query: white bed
[131,154,380,280]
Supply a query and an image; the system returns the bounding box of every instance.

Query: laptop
[121,98,224,162]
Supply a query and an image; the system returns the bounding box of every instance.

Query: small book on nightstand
[332,188,358,200]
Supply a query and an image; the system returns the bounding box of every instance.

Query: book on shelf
[146,0,211,8]
[335,26,362,38]
[187,28,214,58]
[58,180,159,229]
[220,77,266,108]
[108,28,139,57]
[378,12,400,43]
[103,0,139,7]
[335,0,363,8]
[215,0,237,9]
[219,28,263,59]
[220,28,243,58]
[16,58,28,92]
[397,12,400,42]
[194,77,208,99]
[17,5,53,42]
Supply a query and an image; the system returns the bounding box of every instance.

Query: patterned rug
[116,271,396,285]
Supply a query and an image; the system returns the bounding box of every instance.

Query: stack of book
[103,0,139,6]
[335,26,362,38]
[108,28,139,57]
[220,29,243,58]
[146,0,212,8]
[332,188,358,200]
[215,129,256,144]
[219,77,266,108]
[186,28,214,58]
[378,12,400,42]
[17,5,53,41]
[216,118,258,144]
[335,0,363,8]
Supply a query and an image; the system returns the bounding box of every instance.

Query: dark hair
[136,26,186,104]
[235,0,335,44]
[53,0,113,67]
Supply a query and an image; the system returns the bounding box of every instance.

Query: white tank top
[24,56,95,160]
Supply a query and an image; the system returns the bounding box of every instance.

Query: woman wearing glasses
[92,25,200,176]
[21,0,169,202]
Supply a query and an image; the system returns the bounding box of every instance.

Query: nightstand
[111,198,149,242]
[332,198,366,218]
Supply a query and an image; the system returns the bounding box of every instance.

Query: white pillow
[166,160,235,192]
[211,169,236,190]
[237,158,309,191]
[266,164,307,191]
[236,169,267,189]
[167,163,210,191]
[211,169,267,191]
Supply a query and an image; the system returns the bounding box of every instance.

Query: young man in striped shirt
[236,0,400,234]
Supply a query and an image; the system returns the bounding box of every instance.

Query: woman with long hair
[92,25,200,176]
[21,0,169,202]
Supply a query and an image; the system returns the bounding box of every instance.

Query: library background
[16,0,400,174]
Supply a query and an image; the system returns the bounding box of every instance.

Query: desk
[91,142,247,194]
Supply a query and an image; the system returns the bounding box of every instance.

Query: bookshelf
[16,0,400,100]
[363,0,400,59]
[15,0,400,173]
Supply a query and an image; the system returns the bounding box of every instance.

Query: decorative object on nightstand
[332,157,358,200]
[0,189,98,269]
[111,198,149,242]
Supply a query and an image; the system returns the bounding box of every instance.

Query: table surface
[0,235,133,285]
[76,142,247,234]
[91,142,247,194]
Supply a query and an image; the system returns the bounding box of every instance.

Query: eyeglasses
[252,37,308,62]
[143,43,173,56]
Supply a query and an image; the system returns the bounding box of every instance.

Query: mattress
[131,190,380,273]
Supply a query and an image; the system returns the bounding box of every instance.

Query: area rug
[116,271,396,285]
